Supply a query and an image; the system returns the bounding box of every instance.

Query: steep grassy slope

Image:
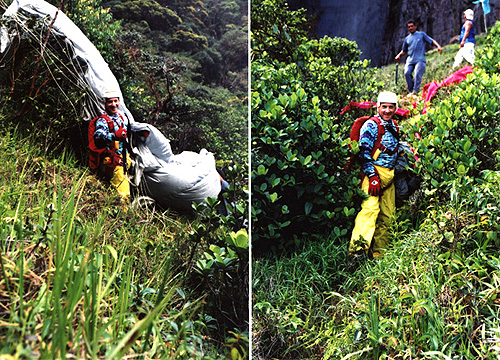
[0,131,249,358]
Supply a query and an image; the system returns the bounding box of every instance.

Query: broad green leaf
[464,140,471,153]
[106,245,118,262]
[305,202,313,215]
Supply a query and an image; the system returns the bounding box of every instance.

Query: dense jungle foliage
[0,0,248,358]
[251,0,380,250]
[1,0,248,165]
[252,0,500,358]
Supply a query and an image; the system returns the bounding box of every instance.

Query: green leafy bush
[185,196,249,357]
[63,0,122,62]
[251,64,356,247]
[476,21,500,74]
[251,0,310,62]
[170,30,208,52]
[106,0,181,32]
[410,68,500,202]
[251,0,380,249]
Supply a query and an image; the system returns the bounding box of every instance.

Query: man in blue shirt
[395,20,442,95]
[453,9,475,68]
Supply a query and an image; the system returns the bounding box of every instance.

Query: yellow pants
[100,154,131,210]
[110,162,130,200]
[350,165,395,257]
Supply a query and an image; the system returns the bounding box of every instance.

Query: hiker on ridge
[88,90,132,211]
[349,91,400,259]
[453,9,475,69]
[395,20,442,96]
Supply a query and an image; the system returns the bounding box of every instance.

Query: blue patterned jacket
[93,113,126,155]
[358,115,399,178]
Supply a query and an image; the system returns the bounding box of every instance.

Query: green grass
[254,181,500,359]
[0,130,248,359]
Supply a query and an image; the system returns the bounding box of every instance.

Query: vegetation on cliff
[0,0,248,358]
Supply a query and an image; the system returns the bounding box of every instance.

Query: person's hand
[395,54,400,63]
[368,175,381,197]
[114,126,127,141]
[438,46,443,54]
[460,42,464,48]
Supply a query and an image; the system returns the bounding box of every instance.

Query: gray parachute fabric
[1,0,222,210]
[131,123,222,210]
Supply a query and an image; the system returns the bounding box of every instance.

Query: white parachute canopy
[1,0,222,210]
[2,0,130,121]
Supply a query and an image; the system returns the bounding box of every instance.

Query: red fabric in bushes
[422,65,473,113]
[340,101,409,117]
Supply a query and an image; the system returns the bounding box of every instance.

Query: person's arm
[94,117,114,148]
[395,50,405,63]
[395,39,408,63]
[460,21,473,48]
[423,32,442,55]
[432,39,442,54]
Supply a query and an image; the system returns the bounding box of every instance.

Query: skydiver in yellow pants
[349,91,400,259]
[350,166,395,258]
[91,90,132,213]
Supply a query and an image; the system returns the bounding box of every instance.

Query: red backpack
[88,114,118,170]
[345,116,398,170]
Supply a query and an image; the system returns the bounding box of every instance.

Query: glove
[114,126,127,141]
[368,175,381,197]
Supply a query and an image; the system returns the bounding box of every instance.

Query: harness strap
[89,113,126,170]
[373,117,399,156]
[378,144,398,155]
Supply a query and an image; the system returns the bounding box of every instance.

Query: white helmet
[102,89,121,101]
[377,91,398,106]
[464,9,474,20]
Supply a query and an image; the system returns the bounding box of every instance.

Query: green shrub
[251,33,380,249]
[63,0,122,62]
[410,68,500,202]
[251,0,310,63]
[476,21,500,74]
[170,30,208,52]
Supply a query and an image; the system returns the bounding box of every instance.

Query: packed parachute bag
[394,141,421,207]
[0,0,223,210]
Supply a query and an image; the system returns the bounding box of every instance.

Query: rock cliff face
[289,0,500,66]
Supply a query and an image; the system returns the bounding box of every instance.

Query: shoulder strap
[385,119,400,142]
[99,113,115,132]
[88,114,116,170]
[371,116,385,155]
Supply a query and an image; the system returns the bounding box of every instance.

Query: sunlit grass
[0,131,240,359]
